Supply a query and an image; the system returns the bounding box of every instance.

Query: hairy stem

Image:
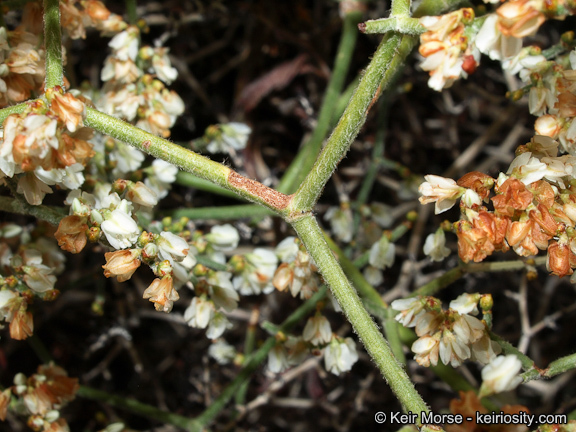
[43,0,64,88]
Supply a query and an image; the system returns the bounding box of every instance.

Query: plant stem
[170,204,273,220]
[125,0,138,25]
[391,0,413,17]
[0,196,65,225]
[84,107,292,216]
[277,9,363,194]
[289,33,417,212]
[0,101,30,124]
[192,286,327,430]
[78,386,202,431]
[292,215,430,423]
[361,17,425,35]
[43,0,64,89]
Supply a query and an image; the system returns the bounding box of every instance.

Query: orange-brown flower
[10,310,33,340]
[528,180,555,208]
[36,363,79,405]
[529,203,559,236]
[143,276,179,313]
[54,215,88,254]
[456,220,495,263]
[50,90,86,133]
[85,0,112,22]
[497,0,545,38]
[492,178,533,217]
[557,91,576,118]
[457,172,494,200]
[102,249,141,282]
[547,241,573,278]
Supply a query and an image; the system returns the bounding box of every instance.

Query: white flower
[206,224,240,251]
[439,329,471,367]
[412,332,441,367]
[475,14,522,61]
[149,159,178,183]
[207,271,238,312]
[233,248,278,295]
[110,141,145,176]
[101,209,140,250]
[479,354,523,397]
[369,202,394,228]
[127,181,158,208]
[157,231,189,263]
[449,293,480,315]
[324,337,358,376]
[363,265,383,286]
[108,26,139,61]
[452,314,485,345]
[368,236,395,270]
[268,344,289,373]
[302,315,332,346]
[324,206,353,243]
[17,173,53,205]
[423,228,451,262]
[507,152,548,185]
[0,289,18,321]
[206,312,233,339]
[275,237,299,263]
[183,297,214,329]
[152,47,178,84]
[207,123,251,153]
[391,297,426,328]
[22,264,56,293]
[419,175,463,214]
[208,340,236,365]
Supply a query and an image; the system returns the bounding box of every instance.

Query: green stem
[84,107,292,217]
[235,312,257,406]
[0,101,30,124]
[170,204,273,220]
[193,286,327,430]
[391,0,413,17]
[290,33,417,212]
[78,386,201,431]
[0,195,65,225]
[43,0,64,88]
[125,0,138,25]
[489,332,535,371]
[360,17,424,35]
[277,9,362,194]
[521,351,576,382]
[293,215,430,423]
[384,307,406,364]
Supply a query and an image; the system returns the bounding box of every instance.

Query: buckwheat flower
[439,329,471,367]
[324,205,353,243]
[471,332,501,364]
[268,344,290,373]
[110,141,145,176]
[449,293,480,315]
[368,235,395,269]
[50,91,85,133]
[391,297,428,328]
[10,310,33,340]
[207,123,252,153]
[101,209,139,250]
[0,289,19,321]
[475,14,522,61]
[324,337,358,376]
[497,0,545,39]
[108,26,139,61]
[419,175,464,214]
[143,276,178,312]
[275,237,299,263]
[205,224,240,251]
[17,172,53,205]
[207,271,239,312]
[412,332,441,367]
[233,248,278,295]
[479,354,523,397]
[423,228,451,262]
[535,115,562,138]
[303,314,332,346]
[415,311,443,336]
[22,263,56,293]
[126,181,158,208]
[152,47,178,84]
[507,152,547,185]
[184,296,214,328]
[369,202,394,228]
[102,249,141,282]
[157,232,189,264]
[144,159,178,199]
[208,339,236,365]
[363,265,383,286]
[206,312,233,339]
[55,215,88,254]
[452,314,485,346]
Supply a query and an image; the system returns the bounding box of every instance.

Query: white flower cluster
[392,293,500,367]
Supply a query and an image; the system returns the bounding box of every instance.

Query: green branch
[292,215,430,424]
[360,17,425,35]
[0,196,65,225]
[0,101,30,124]
[84,108,292,217]
[43,0,64,88]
